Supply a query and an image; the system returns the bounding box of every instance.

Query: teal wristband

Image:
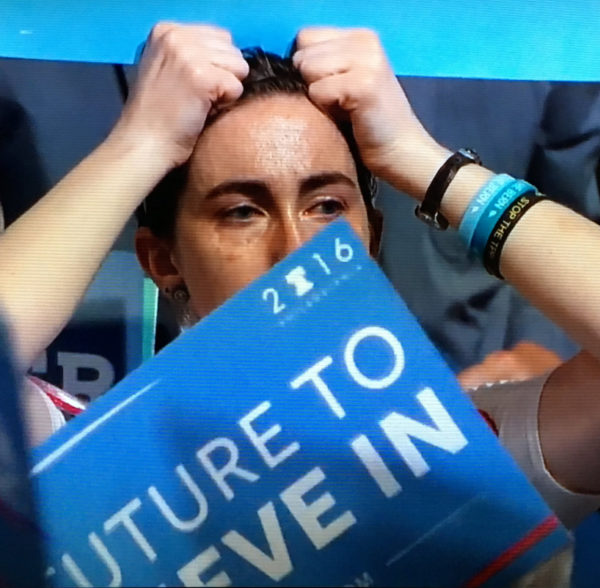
[470,179,537,256]
[458,174,514,246]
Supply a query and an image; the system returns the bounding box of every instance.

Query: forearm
[0,23,248,375]
[380,142,600,361]
[498,201,600,360]
[382,141,600,496]
[0,134,170,373]
[292,24,600,511]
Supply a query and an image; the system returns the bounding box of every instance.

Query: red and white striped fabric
[27,375,86,417]
[22,376,86,447]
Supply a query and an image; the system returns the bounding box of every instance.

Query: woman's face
[137,94,372,320]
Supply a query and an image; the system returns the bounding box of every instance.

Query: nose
[270,216,315,264]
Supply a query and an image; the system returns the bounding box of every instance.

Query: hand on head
[130,23,439,321]
[113,23,434,181]
[110,23,249,170]
[292,27,433,178]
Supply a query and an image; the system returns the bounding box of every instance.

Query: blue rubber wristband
[458,174,514,247]
[470,179,537,256]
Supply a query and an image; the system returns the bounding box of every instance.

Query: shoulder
[467,376,600,529]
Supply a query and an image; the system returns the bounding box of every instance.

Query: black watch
[415,148,482,230]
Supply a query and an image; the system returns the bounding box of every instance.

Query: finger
[148,23,233,63]
[154,30,247,79]
[192,24,233,43]
[208,69,245,105]
[295,26,348,49]
[306,72,362,113]
[293,46,352,83]
[148,21,177,43]
[150,34,248,82]
[200,44,249,80]
[151,22,232,43]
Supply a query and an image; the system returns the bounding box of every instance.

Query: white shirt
[470,374,600,529]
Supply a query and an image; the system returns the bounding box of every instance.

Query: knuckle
[209,72,243,102]
[190,65,209,88]
[159,26,182,51]
[307,82,331,104]
[197,24,231,42]
[291,49,303,68]
[338,92,357,111]
[306,83,321,102]
[226,77,245,100]
[149,22,168,39]
[150,22,177,43]
[358,27,379,41]
[218,27,233,43]
[295,28,315,47]
[237,58,250,79]
[356,28,381,50]
[359,67,376,84]
[295,30,307,47]
[230,47,249,73]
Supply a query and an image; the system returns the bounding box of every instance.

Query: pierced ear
[367,206,384,258]
[134,227,182,293]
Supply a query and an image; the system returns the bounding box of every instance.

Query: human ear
[134,227,183,294]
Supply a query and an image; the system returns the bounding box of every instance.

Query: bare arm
[383,148,600,363]
[0,137,168,374]
[294,27,600,495]
[384,149,600,493]
[0,23,248,374]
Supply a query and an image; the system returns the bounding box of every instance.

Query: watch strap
[415,148,482,230]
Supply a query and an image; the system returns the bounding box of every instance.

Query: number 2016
[261,237,354,315]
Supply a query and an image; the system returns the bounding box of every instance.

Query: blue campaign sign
[32,221,568,587]
[0,316,44,586]
[1,0,600,80]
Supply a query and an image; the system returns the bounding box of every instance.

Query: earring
[172,285,190,303]
[168,284,197,329]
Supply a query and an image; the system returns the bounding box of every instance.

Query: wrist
[380,137,496,230]
[76,132,177,216]
[375,136,452,199]
[103,123,186,178]
[416,148,482,230]
[440,164,496,228]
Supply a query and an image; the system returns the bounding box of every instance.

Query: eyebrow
[300,172,357,194]
[202,172,358,201]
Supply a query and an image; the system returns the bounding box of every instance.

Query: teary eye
[311,199,345,217]
[223,205,260,221]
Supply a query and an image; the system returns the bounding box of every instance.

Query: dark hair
[136,48,377,238]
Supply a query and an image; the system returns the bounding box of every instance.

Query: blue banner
[1,1,600,80]
[32,221,568,587]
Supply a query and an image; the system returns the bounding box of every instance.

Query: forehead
[188,94,358,189]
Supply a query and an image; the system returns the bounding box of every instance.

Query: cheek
[174,227,272,315]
